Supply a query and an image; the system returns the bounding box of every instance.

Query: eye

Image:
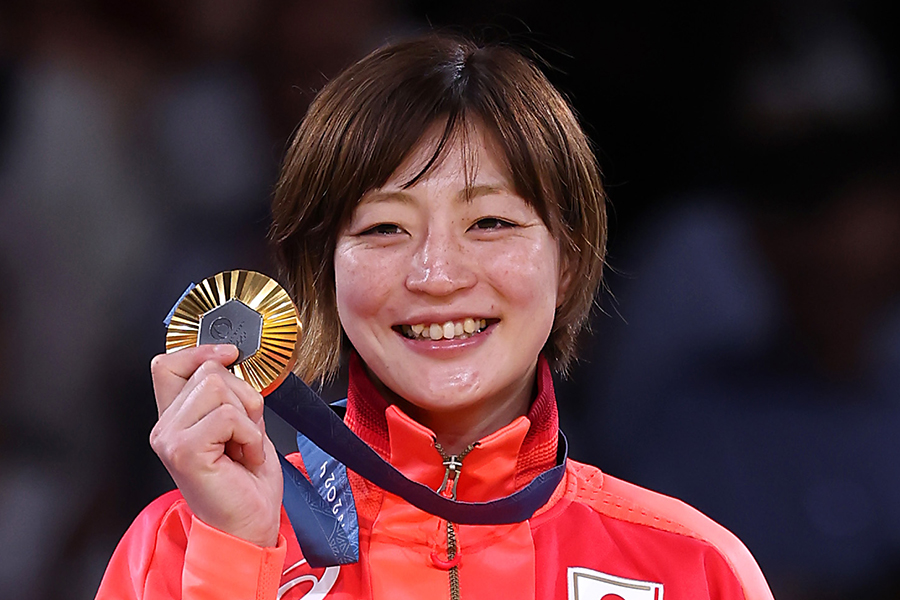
[470,217,516,231]
[360,223,404,235]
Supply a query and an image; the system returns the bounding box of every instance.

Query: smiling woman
[96,34,773,600]
[334,125,565,451]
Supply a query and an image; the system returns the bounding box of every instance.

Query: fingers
[219,409,267,467]
[151,344,239,414]
[151,374,267,471]
[151,345,264,422]
[189,402,267,468]
[224,416,268,465]
[149,345,268,473]
[147,345,282,548]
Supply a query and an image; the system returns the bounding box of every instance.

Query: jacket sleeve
[95,491,287,600]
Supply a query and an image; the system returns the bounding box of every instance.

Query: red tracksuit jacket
[97,357,773,600]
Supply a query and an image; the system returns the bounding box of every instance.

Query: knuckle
[149,426,175,462]
[215,402,242,423]
[193,359,218,379]
[165,441,191,472]
[196,371,227,395]
[148,424,162,450]
[245,391,264,414]
[160,431,195,472]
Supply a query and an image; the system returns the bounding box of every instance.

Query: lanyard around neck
[265,372,568,567]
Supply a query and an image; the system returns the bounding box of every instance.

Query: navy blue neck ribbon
[265,372,568,568]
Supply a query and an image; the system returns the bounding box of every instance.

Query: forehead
[379,122,514,193]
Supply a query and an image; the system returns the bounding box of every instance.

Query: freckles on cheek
[335,254,391,316]
[490,251,553,299]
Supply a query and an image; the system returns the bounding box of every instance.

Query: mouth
[394,318,496,341]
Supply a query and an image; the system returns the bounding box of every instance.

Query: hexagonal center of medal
[198,299,263,363]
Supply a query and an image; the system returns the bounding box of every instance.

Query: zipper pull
[434,442,476,500]
[438,455,464,499]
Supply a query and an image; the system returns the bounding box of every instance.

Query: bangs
[398,112,504,207]
[330,43,561,234]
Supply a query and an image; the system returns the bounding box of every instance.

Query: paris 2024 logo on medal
[164,270,300,394]
[568,567,663,600]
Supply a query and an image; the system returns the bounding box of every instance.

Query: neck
[345,352,561,490]
[397,385,534,455]
[372,371,535,455]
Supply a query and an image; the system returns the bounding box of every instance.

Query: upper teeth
[401,318,488,340]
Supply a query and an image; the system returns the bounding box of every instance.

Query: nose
[405,229,477,296]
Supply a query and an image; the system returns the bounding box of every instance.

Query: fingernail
[213,343,237,355]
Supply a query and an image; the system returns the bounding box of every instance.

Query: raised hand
[149,344,283,547]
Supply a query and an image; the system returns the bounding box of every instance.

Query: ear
[556,249,575,309]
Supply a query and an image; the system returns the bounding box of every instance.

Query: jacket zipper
[434,442,475,600]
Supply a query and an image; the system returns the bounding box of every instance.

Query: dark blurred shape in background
[0,1,896,598]
[559,2,900,599]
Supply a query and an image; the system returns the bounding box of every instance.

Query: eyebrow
[359,190,415,205]
[458,184,508,202]
[360,182,511,206]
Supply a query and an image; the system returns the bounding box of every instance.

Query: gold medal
[165,270,301,394]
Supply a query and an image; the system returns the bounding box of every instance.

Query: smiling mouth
[395,318,495,341]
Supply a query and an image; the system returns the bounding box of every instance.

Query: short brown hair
[270,34,606,383]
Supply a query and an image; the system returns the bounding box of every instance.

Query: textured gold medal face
[165,270,301,394]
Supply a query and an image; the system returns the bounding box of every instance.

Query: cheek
[481,240,562,310]
[334,249,394,322]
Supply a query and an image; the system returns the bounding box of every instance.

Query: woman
[97,35,773,599]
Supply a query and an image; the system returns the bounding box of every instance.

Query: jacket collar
[344,352,560,502]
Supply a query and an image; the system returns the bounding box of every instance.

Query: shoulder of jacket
[140,488,191,522]
[96,490,193,598]
[565,460,773,600]
[126,489,194,548]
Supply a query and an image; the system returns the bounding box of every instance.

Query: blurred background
[0,1,898,598]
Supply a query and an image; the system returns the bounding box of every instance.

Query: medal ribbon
[265,372,567,567]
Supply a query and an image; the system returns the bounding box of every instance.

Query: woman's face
[334,127,566,441]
